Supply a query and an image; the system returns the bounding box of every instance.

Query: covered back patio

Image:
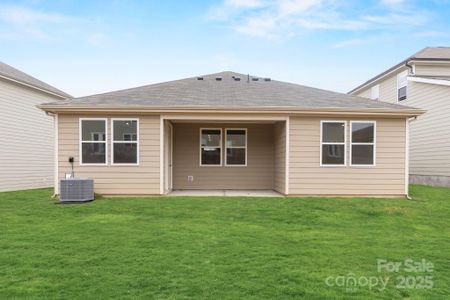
[162,115,288,195]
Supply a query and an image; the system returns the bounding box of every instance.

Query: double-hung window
[225,129,247,166]
[320,121,346,166]
[80,118,107,165]
[397,71,407,101]
[351,121,376,166]
[112,119,139,165]
[200,128,222,166]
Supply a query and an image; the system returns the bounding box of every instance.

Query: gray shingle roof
[40,71,416,111]
[349,47,450,94]
[413,47,450,60]
[0,61,71,98]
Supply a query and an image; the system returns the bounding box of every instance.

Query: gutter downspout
[406,116,417,200]
[403,57,417,200]
[405,59,414,75]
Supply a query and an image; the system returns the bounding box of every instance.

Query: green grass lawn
[1,185,449,299]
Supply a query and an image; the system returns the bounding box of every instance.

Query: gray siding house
[0,62,70,192]
[349,47,450,187]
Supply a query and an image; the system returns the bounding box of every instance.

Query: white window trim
[350,121,376,167]
[320,120,347,167]
[225,128,247,167]
[397,71,408,102]
[199,128,222,167]
[111,118,140,166]
[79,118,108,166]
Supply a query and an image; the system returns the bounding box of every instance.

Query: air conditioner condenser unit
[60,178,94,203]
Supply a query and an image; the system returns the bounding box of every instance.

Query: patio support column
[160,115,164,195]
[54,113,59,196]
[285,116,290,195]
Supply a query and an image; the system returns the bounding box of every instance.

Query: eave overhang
[37,104,425,118]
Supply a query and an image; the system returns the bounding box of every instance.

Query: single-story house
[38,72,424,197]
[0,61,70,192]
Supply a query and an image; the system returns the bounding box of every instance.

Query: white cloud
[209,0,327,38]
[207,0,430,43]
[362,13,426,26]
[0,5,72,41]
[278,0,323,15]
[0,5,69,25]
[0,5,109,46]
[233,13,280,39]
[296,18,368,30]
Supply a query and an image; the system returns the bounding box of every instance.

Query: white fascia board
[408,76,450,87]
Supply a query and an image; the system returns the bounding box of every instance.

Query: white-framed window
[320,121,346,166]
[111,118,139,165]
[397,71,407,101]
[200,128,222,166]
[225,128,247,166]
[350,121,376,166]
[371,84,380,100]
[79,118,107,165]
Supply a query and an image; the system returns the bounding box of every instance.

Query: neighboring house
[38,72,423,197]
[349,47,450,187]
[0,61,71,192]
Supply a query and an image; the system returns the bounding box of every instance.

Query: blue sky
[0,0,449,97]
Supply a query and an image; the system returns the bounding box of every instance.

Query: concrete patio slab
[168,190,284,197]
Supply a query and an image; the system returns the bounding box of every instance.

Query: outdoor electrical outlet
[188,176,194,182]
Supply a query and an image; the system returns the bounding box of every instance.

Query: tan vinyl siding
[289,117,406,196]
[378,74,399,104]
[415,64,450,76]
[0,79,61,192]
[357,89,371,99]
[407,81,450,176]
[354,67,407,105]
[274,121,286,194]
[354,62,450,179]
[172,123,274,190]
[58,114,160,195]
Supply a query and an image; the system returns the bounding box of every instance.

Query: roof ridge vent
[232,75,241,81]
[264,78,271,82]
[215,76,222,81]
[252,77,259,81]
[197,76,203,80]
